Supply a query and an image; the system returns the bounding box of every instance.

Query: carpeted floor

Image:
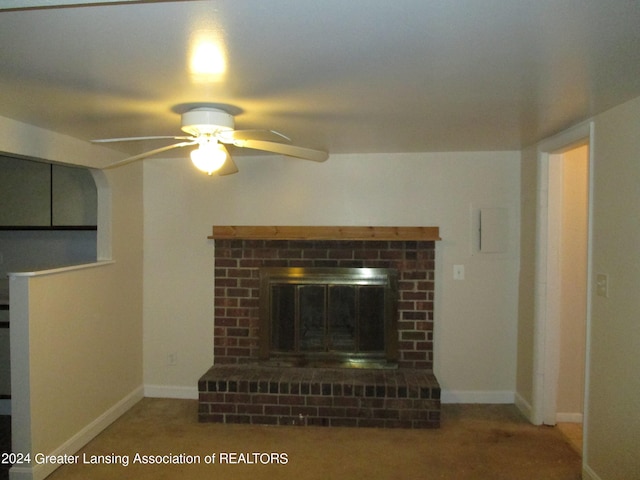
[37,398,582,480]
[557,422,583,455]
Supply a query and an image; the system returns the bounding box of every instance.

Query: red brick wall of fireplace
[214,239,435,370]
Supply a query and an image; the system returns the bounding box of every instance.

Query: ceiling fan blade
[103,141,196,169]
[92,135,193,143]
[234,139,328,162]
[217,129,291,144]
[217,155,239,176]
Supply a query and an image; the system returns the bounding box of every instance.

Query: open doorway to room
[549,144,589,455]
[533,125,591,459]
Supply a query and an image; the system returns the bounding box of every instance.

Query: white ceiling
[1,0,640,160]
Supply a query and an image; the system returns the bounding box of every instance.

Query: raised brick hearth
[199,365,440,428]
[199,229,440,428]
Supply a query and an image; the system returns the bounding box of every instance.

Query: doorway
[532,123,592,449]
[550,144,589,454]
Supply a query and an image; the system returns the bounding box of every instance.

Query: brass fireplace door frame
[259,267,398,369]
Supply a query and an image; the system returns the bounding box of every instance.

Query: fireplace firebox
[259,267,398,368]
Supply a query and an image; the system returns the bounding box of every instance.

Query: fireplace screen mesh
[260,268,397,368]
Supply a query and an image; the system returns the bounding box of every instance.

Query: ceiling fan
[91,106,329,175]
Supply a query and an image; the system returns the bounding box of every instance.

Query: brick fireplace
[198,226,441,428]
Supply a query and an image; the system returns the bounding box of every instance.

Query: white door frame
[531,121,593,426]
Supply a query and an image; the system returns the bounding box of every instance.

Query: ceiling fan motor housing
[181,107,234,136]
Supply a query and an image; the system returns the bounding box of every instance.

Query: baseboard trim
[582,464,603,480]
[556,412,583,423]
[441,390,514,404]
[514,391,533,421]
[9,385,144,480]
[144,384,199,400]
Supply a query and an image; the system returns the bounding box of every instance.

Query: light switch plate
[596,273,609,298]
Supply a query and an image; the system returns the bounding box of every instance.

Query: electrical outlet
[167,352,178,366]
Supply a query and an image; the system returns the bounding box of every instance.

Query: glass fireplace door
[261,268,397,367]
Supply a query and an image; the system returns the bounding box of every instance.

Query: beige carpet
[557,422,583,455]
[45,398,581,480]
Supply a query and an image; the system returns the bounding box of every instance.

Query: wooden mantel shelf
[209,226,441,241]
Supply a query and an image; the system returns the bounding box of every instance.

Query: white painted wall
[143,151,521,402]
[583,96,640,479]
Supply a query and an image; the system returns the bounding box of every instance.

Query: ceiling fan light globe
[190,143,227,175]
